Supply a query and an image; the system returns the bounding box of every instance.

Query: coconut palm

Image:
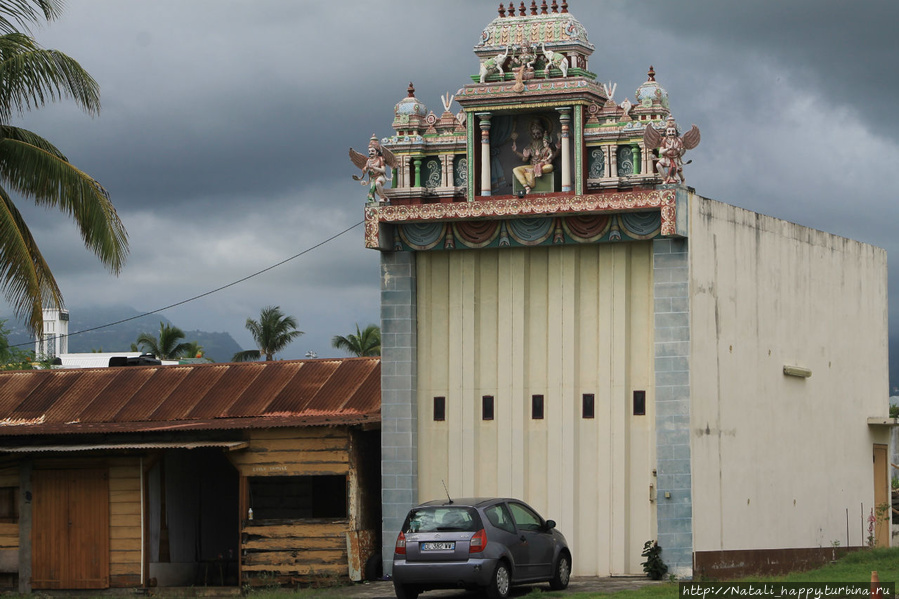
[332,324,380,357]
[0,5,129,333]
[232,306,303,362]
[136,322,190,360]
[0,0,62,34]
[181,340,212,362]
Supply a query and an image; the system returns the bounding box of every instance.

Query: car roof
[414,497,521,509]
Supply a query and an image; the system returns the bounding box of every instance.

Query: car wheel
[549,551,571,590]
[393,583,419,599]
[486,561,512,599]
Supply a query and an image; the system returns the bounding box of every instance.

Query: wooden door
[33,469,110,589]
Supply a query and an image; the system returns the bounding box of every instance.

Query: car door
[483,502,529,578]
[507,501,555,580]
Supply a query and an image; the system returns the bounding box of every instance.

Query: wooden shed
[0,357,381,592]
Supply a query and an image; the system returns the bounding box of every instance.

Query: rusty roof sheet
[0,358,380,436]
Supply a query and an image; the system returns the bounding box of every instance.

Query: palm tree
[0,4,129,333]
[136,322,190,360]
[232,306,303,362]
[332,324,381,357]
[181,341,212,362]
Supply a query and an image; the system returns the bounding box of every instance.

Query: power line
[19,220,364,349]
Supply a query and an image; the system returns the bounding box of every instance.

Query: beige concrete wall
[416,243,655,575]
[689,195,890,552]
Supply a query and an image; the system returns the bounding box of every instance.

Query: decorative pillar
[603,145,612,178]
[610,144,618,178]
[401,155,411,188]
[413,157,423,188]
[477,112,492,196]
[632,143,641,175]
[556,107,572,192]
[442,154,454,188]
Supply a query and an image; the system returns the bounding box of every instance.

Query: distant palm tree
[136,322,190,360]
[232,306,303,362]
[332,324,380,357]
[181,341,212,362]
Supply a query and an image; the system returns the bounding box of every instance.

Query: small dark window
[0,487,17,522]
[531,395,544,419]
[433,396,446,421]
[582,393,595,419]
[482,395,494,421]
[633,390,646,416]
[248,475,347,520]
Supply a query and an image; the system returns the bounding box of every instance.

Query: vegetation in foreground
[242,547,899,599]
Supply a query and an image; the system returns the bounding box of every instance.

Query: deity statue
[511,117,560,194]
[643,116,700,184]
[512,42,537,72]
[349,135,399,204]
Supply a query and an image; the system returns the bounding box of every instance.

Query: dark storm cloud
[3,1,898,361]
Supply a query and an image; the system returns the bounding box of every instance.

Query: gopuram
[357,0,890,583]
[354,1,699,250]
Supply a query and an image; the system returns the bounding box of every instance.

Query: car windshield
[403,506,482,533]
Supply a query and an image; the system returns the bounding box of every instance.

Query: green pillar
[413,158,423,188]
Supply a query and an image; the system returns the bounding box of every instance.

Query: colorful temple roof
[352,2,700,252]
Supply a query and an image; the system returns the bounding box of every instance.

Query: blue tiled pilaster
[380,251,418,575]
[653,238,693,577]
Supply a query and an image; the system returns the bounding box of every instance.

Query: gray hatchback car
[392,497,571,599]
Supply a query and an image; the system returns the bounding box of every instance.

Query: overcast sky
[4,0,898,360]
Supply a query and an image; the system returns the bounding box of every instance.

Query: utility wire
[18,220,364,349]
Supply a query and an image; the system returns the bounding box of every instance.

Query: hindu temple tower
[360,1,890,579]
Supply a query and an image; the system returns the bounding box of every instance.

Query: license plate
[421,542,455,551]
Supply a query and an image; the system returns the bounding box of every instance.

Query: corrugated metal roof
[0,440,249,453]
[0,357,380,436]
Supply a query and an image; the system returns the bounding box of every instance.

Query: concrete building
[362,3,891,578]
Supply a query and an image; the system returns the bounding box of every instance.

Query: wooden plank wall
[229,428,350,477]
[108,458,141,588]
[232,428,352,586]
[242,521,347,584]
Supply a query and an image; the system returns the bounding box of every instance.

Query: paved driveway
[338,576,661,598]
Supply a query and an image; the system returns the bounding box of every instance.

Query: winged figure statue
[643,116,700,184]
[349,135,399,204]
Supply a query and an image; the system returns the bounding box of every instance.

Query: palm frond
[332,323,381,357]
[232,349,261,363]
[0,134,128,272]
[0,33,100,122]
[0,183,61,332]
[0,0,63,34]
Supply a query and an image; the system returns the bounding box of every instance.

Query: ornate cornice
[365,188,679,249]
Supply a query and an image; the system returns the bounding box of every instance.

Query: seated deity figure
[511,118,559,194]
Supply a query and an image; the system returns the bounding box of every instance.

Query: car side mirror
[545,519,556,530]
